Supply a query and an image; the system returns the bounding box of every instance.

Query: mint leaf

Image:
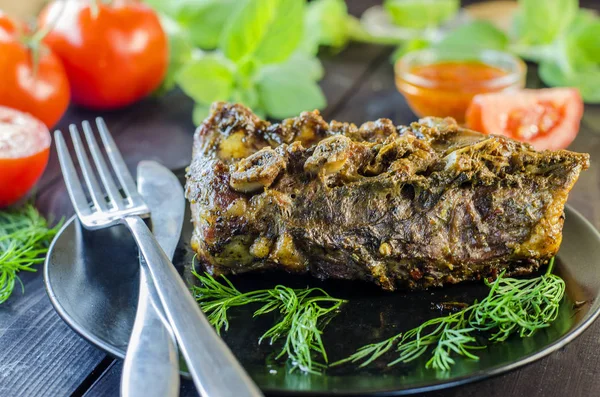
[220,0,303,64]
[220,0,278,62]
[175,0,235,49]
[567,18,600,66]
[257,65,326,119]
[303,0,350,53]
[143,0,181,15]
[176,53,235,104]
[391,38,430,62]
[193,103,211,125]
[157,14,193,94]
[517,0,578,45]
[232,85,260,110]
[435,21,508,51]
[275,52,325,81]
[384,0,459,29]
[539,61,600,103]
[254,0,304,64]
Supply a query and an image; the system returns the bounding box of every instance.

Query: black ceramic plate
[44,169,600,396]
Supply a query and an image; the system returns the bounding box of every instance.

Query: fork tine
[69,125,108,212]
[81,120,125,209]
[96,117,141,202]
[55,130,92,217]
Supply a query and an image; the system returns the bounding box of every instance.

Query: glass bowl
[394,48,527,123]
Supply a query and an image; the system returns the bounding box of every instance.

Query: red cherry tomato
[39,0,168,110]
[0,34,71,128]
[0,106,51,207]
[0,11,19,35]
[466,88,583,151]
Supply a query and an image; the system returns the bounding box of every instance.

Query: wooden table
[2,1,600,396]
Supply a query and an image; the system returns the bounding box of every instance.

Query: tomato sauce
[396,61,520,123]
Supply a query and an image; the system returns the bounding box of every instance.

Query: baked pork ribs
[185,102,589,290]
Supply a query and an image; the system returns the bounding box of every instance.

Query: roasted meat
[185,102,589,290]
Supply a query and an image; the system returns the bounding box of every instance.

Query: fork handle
[124,216,263,397]
[121,263,180,397]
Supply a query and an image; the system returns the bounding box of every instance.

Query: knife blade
[121,160,185,397]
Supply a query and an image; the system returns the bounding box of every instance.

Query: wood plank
[0,274,107,397]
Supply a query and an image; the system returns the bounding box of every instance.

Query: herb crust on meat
[185,102,589,291]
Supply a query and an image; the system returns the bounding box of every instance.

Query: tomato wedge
[0,106,51,207]
[466,88,583,151]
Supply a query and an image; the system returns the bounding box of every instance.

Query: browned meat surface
[185,102,589,291]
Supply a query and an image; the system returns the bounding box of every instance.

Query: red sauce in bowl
[395,50,526,123]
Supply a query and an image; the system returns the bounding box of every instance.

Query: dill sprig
[0,205,62,304]
[333,258,565,371]
[192,270,346,374]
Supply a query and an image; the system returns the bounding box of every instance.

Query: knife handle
[121,264,180,397]
[124,216,264,397]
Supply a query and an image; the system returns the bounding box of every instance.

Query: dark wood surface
[2,1,600,396]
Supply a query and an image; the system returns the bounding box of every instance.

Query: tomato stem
[26,0,67,80]
[90,0,99,19]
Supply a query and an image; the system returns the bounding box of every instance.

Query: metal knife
[121,161,185,397]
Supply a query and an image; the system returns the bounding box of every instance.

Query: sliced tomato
[466,88,583,151]
[0,106,51,207]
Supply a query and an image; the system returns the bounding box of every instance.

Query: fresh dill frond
[472,259,565,342]
[0,205,62,304]
[331,332,401,368]
[335,259,565,371]
[192,269,347,374]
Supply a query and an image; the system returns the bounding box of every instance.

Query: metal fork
[55,118,263,397]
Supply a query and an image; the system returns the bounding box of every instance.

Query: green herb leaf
[192,103,211,125]
[155,14,193,94]
[256,64,326,119]
[176,53,235,104]
[0,205,61,304]
[391,38,430,62]
[539,61,600,103]
[517,0,578,45]
[220,0,303,65]
[220,0,278,63]
[384,0,459,30]
[302,0,350,54]
[175,0,236,49]
[567,17,600,66]
[253,0,305,64]
[435,21,508,51]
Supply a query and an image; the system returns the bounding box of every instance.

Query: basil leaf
[435,21,508,51]
[518,0,578,45]
[257,65,326,119]
[176,0,235,49]
[539,61,600,103]
[254,0,305,64]
[176,53,236,104]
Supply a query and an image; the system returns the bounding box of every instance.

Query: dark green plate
[44,169,600,395]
